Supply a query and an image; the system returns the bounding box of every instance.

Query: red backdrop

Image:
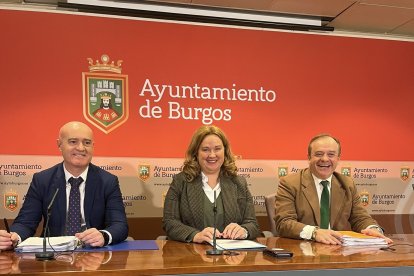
[1,8,413,161]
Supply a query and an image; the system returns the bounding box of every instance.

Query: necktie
[67,177,83,235]
[320,180,330,229]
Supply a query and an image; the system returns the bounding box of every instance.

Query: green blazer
[162,172,260,242]
[275,168,379,239]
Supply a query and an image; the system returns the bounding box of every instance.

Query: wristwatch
[100,230,110,246]
[369,225,384,235]
[311,227,319,241]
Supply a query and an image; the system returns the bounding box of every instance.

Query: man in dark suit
[275,134,392,245]
[0,121,128,250]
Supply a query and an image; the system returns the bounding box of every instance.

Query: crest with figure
[139,164,151,182]
[341,167,351,177]
[83,54,129,134]
[359,190,370,207]
[400,167,410,182]
[278,167,288,177]
[4,191,18,212]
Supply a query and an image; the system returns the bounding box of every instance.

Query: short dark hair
[307,133,341,159]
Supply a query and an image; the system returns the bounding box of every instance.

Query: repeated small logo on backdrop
[83,54,129,134]
[400,167,410,182]
[360,190,370,207]
[278,167,288,177]
[341,167,351,177]
[4,191,18,211]
[139,164,151,182]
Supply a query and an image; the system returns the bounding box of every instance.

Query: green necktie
[320,180,330,229]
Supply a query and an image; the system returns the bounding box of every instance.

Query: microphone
[35,188,59,261]
[206,190,223,255]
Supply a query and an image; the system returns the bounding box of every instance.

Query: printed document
[338,231,387,246]
[209,239,266,250]
[16,236,79,252]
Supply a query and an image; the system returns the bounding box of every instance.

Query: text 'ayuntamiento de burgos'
[138,79,277,124]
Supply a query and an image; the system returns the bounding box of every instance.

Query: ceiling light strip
[64,0,322,26]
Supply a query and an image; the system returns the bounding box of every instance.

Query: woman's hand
[193,227,222,243]
[222,223,247,240]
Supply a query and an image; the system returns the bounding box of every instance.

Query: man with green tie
[274,134,392,244]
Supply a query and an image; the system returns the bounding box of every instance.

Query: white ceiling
[148,0,414,38]
[2,0,414,39]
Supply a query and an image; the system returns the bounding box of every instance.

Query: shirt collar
[201,172,221,192]
[311,174,333,187]
[63,165,89,184]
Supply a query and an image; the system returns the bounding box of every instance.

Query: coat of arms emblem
[278,167,288,177]
[341,167,351,177]
[400,168,410,182]
[139,165,150,182]
[4,192,18,211]
[83,54,129,133]
[360,190,369,207]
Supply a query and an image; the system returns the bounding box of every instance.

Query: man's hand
[0,252,20,274]
[193,227,222,244]
[314,229,343,245]
[75,228,105,247]
[0,230,19,251]
[361,228,393,244]
[75,252,105,270]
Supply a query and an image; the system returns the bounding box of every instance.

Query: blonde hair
[182,125,237,182]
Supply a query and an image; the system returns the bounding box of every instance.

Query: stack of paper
[15,236,79,253]
[209,239,266,250]
[339,231,387,246]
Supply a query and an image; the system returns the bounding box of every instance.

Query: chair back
[264,193,278,236]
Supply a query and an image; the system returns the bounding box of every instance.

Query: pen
[4,218,10,233]
[81,217,87,232]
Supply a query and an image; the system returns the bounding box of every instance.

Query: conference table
[1,234,414,275]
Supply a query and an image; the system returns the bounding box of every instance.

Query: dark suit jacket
[162,172,260,242]
[275,168,378,239]
[11,163,128,244]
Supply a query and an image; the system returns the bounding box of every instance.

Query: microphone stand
[36,188,59,261]
[206,190,223,255]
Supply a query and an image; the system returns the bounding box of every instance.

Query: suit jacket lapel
[301,169,321,226]
[187,176,205,229]
[330,175,345,228]
[54,163,69,235]
[84,164,97,226]
[220,177,238,226]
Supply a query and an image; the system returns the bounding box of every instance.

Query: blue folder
[77,240,158,252]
